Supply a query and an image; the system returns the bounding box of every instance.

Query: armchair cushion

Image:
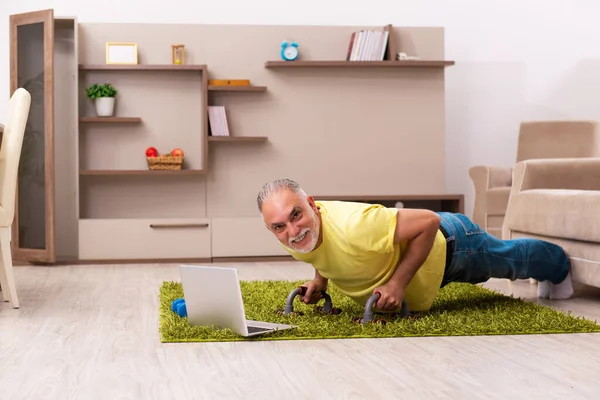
[504,189,600,243]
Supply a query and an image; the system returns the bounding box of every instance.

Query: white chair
[0,88,31,308]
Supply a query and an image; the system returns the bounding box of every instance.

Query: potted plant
[86,83,118,117]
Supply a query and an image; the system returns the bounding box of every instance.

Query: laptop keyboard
[247,326,273,334]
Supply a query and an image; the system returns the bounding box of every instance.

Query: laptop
[179,264,296,337]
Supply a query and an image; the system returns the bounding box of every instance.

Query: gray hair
[257,178,306,212]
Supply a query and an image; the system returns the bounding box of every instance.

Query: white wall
[3,0,600,218]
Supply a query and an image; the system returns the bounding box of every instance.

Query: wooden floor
[2,261,600,399]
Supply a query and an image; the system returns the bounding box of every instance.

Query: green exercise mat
[159,279,600,343]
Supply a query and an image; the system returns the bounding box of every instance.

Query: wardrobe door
[10,9,56,263]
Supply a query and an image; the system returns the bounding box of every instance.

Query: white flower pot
[95,97,115,117]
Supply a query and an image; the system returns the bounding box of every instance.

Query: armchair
[469,120,600,238]
[503,158,600,289]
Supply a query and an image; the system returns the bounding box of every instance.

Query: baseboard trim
[42,257,213,265]
[14,255,295,265]
[211,255,295,263]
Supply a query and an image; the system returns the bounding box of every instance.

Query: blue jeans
[437,212,570,287]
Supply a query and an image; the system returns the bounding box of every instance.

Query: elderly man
[257,178,573,312]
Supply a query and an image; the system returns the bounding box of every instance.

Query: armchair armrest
[469,165,513,190]
[511,158,600,192]
[469,165,513,227]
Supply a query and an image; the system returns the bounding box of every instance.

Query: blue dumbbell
[171,298,184,312]
[171,298,187,317]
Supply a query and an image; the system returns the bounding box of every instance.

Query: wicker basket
[146,155,184,170]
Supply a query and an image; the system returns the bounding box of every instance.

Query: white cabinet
[79,218,212,260]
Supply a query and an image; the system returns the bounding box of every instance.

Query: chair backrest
[0,88,31,226]
[516,120,600,162]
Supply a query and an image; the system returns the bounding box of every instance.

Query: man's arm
[314,269,328,283]
[390,209,441,286]
[375,209,441,310]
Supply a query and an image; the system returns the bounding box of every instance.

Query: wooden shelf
[208,85,267,92]
[80,117,142,123]
[80,169,206,176]
[78,64,207,71]
[316,194,463,201]
[264,60,455,68]
[314,194,464,213]
[208,136,268,142]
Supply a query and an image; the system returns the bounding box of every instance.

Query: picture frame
[106,42,138,65]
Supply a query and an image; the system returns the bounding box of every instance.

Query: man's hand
[373,281,404,311]
[300,275,328,304]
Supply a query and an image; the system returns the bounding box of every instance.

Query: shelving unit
[264,60,455,68]
[12,17,456,263]
[78,62,208,177]
[76,56,210,266]
[316,194,463,213]
[207,79,269,143]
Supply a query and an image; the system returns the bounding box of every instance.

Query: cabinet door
[9,9,56,263]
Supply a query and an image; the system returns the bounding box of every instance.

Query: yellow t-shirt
[281,200,447,311]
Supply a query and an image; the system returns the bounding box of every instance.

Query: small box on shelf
[208,79,250,86]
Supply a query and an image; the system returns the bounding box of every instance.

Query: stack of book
[346,29,390,61]
[208,106,230,137]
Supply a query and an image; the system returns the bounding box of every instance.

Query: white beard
[288,212,320,254]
